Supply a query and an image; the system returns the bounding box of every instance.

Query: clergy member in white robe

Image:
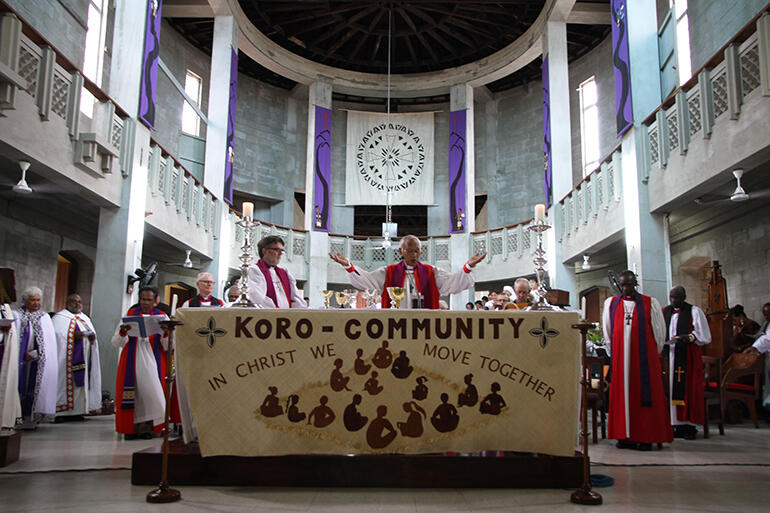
[53,294,102,417]
[330,234,486,309]
[246,235,307,309]
[15,286,58,427]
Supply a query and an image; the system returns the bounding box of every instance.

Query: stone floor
[1,416,769,512]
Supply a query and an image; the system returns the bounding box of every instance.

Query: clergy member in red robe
[602,271,671,450]
[330,234,486,309]
[246,235,307,308]
[663,286,710,440]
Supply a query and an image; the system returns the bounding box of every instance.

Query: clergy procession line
[2,235,769,451]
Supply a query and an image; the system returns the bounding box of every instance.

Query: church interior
[1,0,770,510]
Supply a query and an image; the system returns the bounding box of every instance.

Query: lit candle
[242,202,253,221]
[170,294,178,317]
[534,203,546,223]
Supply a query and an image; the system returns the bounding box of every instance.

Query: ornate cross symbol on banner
[529,316,560,348]
[195,317,227,348]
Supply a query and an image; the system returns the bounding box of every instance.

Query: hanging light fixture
[381,6,395,249]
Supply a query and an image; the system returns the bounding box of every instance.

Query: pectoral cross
[675,366,685,383]
[625,313,633,326]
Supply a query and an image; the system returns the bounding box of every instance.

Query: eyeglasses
[401,249,421,254]
[267,247,285,254]
[199,280,214,284]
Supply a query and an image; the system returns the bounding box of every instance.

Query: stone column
[621,0,669,302]
[543,19,577,304]
[91,0,152,396]
[202,14,238,293]
[448,83,475,309]
[303,81,332,307]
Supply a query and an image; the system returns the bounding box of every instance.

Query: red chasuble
[607,294,673,443]
[382,262,441,309]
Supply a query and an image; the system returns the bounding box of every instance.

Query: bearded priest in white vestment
[53,294,102,417]
[15,286,58,427]
[1,268,21,429]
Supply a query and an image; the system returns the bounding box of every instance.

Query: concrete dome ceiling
[167,0,610,98]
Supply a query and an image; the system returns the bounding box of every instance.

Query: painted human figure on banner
[457,373,478,407]
[479,382,506,415]
[397,401,426,437]
[364,371,383,395]
[286,394,305,423]
[260,386,283,417]
[354,348,371,375]
[412,376,428,400]
[431,392,459,433]
[307,395,335,428]
[343,394,368,432]
[455,208,465,231]
[366,405,397,449]
[330,358,351,392]
[372,340,392,368]
[391,350,413,379]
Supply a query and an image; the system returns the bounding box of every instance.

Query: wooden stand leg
[147,321,182,504]
[570,322,603,506]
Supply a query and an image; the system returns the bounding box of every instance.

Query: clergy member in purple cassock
[53,293,102,418]
[662,286,710,440]
[14,286,58,428]
[181,272,225,308]
[1,268,21,429]
[246,235,307,309]
[602,271,671,450]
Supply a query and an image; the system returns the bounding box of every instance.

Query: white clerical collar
[405,265,415,270]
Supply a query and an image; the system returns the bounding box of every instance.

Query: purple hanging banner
[313,105,332,231]
[223,48,238,205]
[138,0,162,129]
[542,57,553,209]
[448,109,467,233]
[612,0,633,137]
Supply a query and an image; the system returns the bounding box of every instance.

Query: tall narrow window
[181,70,202,136]
[672,0,691,85]
[80,0,108,117]
[578,76,600,176]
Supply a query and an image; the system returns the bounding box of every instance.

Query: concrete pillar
[201,14,237,291]
[90,1,154,396]
[621,0,669,303]
[543,19,577,306]
[304,81,332,307]
[448,83,475,309]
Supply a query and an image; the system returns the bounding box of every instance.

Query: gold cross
[675,366,685,383]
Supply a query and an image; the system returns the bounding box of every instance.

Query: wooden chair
[702,356,724,437]
[721,352,764,428]
[584,356,607,443]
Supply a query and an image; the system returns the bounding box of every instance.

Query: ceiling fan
[694,169,770,205]
[165,249,201,270]
[574,254,612,274]
[0,160,61,197]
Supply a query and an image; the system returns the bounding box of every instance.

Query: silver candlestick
[232,216,258,307]
[525,219,559,311]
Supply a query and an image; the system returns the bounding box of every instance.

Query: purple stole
[120,306,163,411]
[257,259,293,307]
[71,319,87,387]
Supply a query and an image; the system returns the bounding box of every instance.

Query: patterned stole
[383,262,440,309]
[57,315,87,413]
[609,293,652,406]
[257,259,292,307]
[120,306,163,410]
[663,303,693,406]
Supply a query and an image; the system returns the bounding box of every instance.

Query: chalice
[335,290,351,308]
[320,290,333,309]
[386,287,405,309]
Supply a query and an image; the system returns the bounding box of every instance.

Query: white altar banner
[345,110,434,205]
[175,309,580,458]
